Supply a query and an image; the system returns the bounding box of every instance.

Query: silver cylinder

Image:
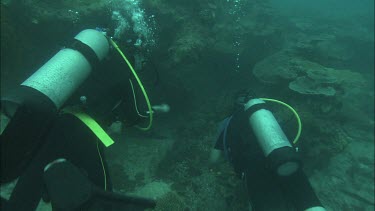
[21,29,109,109]
[244,98,292,157]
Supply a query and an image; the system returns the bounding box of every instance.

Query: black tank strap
[244,101,271,117]
[68,39,100,70]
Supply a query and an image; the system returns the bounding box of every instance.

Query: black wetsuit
[2,113,111,211]
[214,109,323,211]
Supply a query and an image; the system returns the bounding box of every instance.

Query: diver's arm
[210,125,226,164]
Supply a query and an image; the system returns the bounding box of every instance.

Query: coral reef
[1,0,373,210]
[252,50,368,110]
[8,0,108,24]
[289,76,336,96]
[167,24,209,64]
[309,139,374,210]
[0,4,41,93]
[153,191,185,211]
[252,51,301,84]
[132,181,172,199]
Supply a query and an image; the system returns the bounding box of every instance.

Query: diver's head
[235,89,256,108]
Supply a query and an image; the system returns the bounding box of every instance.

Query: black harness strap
[68,39,100,70]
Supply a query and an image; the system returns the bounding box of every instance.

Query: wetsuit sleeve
[214,132,224,150]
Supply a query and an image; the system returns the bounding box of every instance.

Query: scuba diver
[0,28,166,211]
[210,90,327,211]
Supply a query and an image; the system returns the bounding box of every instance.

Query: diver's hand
[209,149,224,164]
[304,207,326,211]
[107,121,123,135]
[146,103,170,114]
